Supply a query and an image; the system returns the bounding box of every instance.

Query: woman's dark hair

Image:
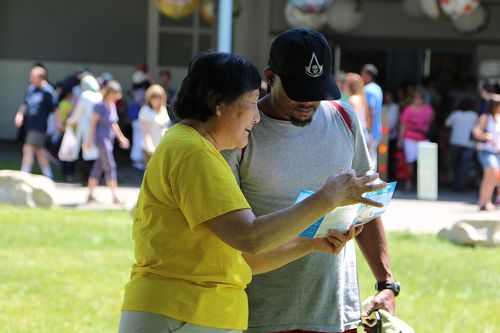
[173,52,261,122]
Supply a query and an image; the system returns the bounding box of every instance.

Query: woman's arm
[205,170,384,254]
[397,123,406,148]
[112,122,130,149]
[139,120,155,153]
[66,99,82,125]
[243,226,362,274]
[84,112,100,148]
[472,114,493,142]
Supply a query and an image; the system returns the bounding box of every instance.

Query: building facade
[0,0,499,139]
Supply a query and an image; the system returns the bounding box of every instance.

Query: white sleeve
[138,106,153,122]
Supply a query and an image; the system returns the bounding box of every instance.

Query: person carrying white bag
[66,75,102,184]
[58,126,78,162]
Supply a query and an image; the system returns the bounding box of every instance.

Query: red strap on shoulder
[328,100,354,136]
[240,101,352,164]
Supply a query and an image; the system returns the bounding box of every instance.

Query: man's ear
[263,68,275,87]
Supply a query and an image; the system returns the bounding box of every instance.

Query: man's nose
[254,108,261,123]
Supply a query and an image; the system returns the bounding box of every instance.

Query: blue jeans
[449,145,474,190]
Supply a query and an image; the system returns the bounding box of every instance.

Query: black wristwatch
[375,281,401,296]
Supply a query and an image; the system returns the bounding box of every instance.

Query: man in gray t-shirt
[224,28,398,333]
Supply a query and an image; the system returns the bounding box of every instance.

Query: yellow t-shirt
[122,124,252,330]
[58,100,74,124]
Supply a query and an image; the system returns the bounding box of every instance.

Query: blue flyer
[297,182,397,238]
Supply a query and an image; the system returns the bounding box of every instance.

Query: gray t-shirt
[223,101,372,333]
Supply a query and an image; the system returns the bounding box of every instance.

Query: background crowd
[14,62,176,205]
[335,67,500,211]
[13,59,500,211]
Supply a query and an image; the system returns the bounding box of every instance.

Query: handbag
[394,148,411,181]
[58,126,78,162]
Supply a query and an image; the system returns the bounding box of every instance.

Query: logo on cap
[305,52,323,78]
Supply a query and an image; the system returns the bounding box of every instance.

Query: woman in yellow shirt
[119,52,385,333]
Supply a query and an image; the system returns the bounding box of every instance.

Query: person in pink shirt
[398,87,434,191]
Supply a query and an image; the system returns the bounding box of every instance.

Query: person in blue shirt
[14,66,57,178]
[361,64,383,169]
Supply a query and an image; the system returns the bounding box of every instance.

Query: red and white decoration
[452,3,489,34]
[288,0,336,13]
[439,0,480,19]
[285,2,330,30]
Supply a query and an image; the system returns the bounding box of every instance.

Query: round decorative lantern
[327,0,364,33]
[420,0,441,19]
[156,0,197,19]
[200,0,241,26]
[285,2,329,30]
[288,0,336,13]
[439,0,480,19]
[452,3,489,34]
[199,0,215,24]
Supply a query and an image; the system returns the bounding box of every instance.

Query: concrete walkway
[383,191,499,233]
[55,182,140,210]
[4,140,497,233]
[53,182,499,234]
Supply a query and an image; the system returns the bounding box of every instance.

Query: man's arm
[356,216,396,316]
[14,103,27,128]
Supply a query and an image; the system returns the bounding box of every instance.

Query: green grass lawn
[0,206,499,333]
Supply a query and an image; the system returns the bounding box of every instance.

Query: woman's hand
[311,225,364,255]
[320,170,386,209]
[119,137,130,149]
[83,141,93,151]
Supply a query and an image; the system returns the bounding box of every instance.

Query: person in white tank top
[138,84,171,165]
[472,95,500,211]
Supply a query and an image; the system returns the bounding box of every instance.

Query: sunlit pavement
[53,181,498,233]
[383,189,498,233]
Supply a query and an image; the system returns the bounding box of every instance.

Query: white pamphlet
[297,182,397,238]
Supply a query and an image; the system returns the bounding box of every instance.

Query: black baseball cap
[268,28,340,102]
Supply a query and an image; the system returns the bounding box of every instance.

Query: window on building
[158,9,214,67]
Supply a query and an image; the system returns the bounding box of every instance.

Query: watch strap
[375,281,400,296]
